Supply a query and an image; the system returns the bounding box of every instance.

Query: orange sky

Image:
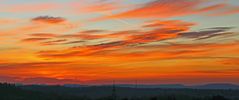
[0,0,239,85]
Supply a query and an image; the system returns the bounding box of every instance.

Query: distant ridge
[62,83,239,90]
[191,83,239,89]
[116,84,186,89]
[2,83,239,100]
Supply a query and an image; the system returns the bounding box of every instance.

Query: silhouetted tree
[121,98,129,100]
[167,95,176,100]
[150,96,157,100]
[212,95,228,100]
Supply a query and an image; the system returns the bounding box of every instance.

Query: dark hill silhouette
[20,84,239,99]
[63,83,239,89]
[191,83,239,89]
[1,83,239,100]
[0,83,88,100]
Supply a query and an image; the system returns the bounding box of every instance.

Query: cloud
[144,20,196,29]
[32,16,66,24]
[94,0,216,20]
[0,62,70,69]
[41,39,68,46]
[23,30,106,45]
[94,0,239,20]
[120,20,196,44]
[197,3,227,12]
[22,38,51,42]
[30,33,59,38]
[196,32,234,40]
[34,20,198,58]
[125,28,180,44]
[16,17,238,63]
[38,30,179,57]
[21,33,61,44]
[37,39,239,61]
[221,58,239,65]
[84,2,117,12]
[37,40,127,58]
[62,40,85,45]
[81,29,107,34]
[23,19,195,47]
[21,77,81,85]
[61,30,138,40]
[0,76,81,85]
[61,34,103,40]
[59,20,194,44]
[208,6,239,16]
[179,27,233,40]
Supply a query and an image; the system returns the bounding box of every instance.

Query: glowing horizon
[1,0,239,85]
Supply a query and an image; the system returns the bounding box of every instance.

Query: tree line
[0,83,237,100]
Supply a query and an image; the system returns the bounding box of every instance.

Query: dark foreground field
[0,83,239,100]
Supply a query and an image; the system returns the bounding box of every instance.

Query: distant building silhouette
[112,81,117,100]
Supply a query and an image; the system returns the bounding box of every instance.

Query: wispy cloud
[179,27,233,40]
[22,38,51,43]
[95,0,239,20]
[29,33,59,38]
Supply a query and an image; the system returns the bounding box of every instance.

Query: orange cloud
[20,19,195,47]
[20,77,82,85]
[22,38,51,43]
[220,58,239,65]
[16,18,236,63]
[30,33,59,38]
[60,20,194,43]
[144,20,196,29]
[37,39,239,64]
[33,20,235,60]
[60,30,138,40]
[41,39,67,46]
[95,0,238,20]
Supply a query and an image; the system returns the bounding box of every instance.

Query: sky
[0,0,239,85]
